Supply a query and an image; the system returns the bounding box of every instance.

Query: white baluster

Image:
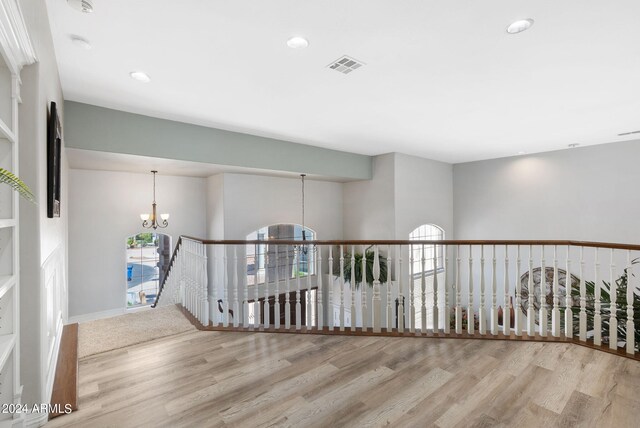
[285,246,291,329]
[243,245,249,328]
[432,244,439,332]
[351,246,356,330]
[398,245,404,333]
[455,245,462,334]
[594,248,602,346]
[387,245,393,331]
[539,246,547,337]
[467,245,475,335]
[372,245,381,333]
[609,249,617,349]
[222,245,229,327]
[527,245,536,336]
[514,245,522,336]
[491,245,498,335]
[626,250,635,354]
[479,245,486,335]
[443,245,450,334]
[361,245,368,330]
[579,247,587,341]
[274,245,280,329]
[564,246,573,338]
[503,245,511,335]
[296,245,302,330]
[339,245,345,331]
[307,244,313,328]
[409,246,415,333]
[202,243,210,326]
[263,245,270,328]
[328,246,334,329]
[228,245,237,327]
[209,245,220,327]
[421,244,427,332]
[317,247,324,329]
[552,245,561,337]
[254,244,260,329]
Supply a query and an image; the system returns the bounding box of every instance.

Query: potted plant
[333,246,388,287]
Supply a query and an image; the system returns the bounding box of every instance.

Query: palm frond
[0,168,35,203]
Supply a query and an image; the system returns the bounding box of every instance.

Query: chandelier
[140,170,169,229]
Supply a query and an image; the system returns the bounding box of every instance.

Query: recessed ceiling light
[506,19,534,34]
[67,0,94,13]
[517,151,527,155]
[129,71,151,83]
[287,37,309,49]
[568,143,580,148]
[70,35,91,50]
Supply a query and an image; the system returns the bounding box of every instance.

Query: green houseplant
[334,247,388,287]
[0,167,35,202]
[569,258,640,350]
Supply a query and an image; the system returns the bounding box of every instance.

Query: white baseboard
[67,305,154,324]
[24,412,46,428]
[67,308,125,324]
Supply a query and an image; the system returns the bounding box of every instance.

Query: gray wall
[343,153,454,240]
[453,140,640,243]
[64,101,372,181]
[68,169,206,318]
[394,153,453,239]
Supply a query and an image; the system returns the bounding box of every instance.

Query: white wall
[453,140,640,243]
[18,0,68,410]
[394,153,453,238]
[343,154,395,239]
[222,173,343,240]
[68,169,206,318]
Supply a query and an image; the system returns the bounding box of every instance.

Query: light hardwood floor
[47,330,640,427]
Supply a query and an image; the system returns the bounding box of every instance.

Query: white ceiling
[47,0,640,163]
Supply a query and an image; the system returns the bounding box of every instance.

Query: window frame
[409,224,445,278]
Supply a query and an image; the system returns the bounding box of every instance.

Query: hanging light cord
[301,174,306,241]
[152,170,157,203]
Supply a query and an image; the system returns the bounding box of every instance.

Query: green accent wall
[64,101,372,180]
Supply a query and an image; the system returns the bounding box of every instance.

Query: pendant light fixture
[140,170,169,229]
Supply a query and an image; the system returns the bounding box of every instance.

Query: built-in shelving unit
[0,1,37,426]
[0,46,20,427]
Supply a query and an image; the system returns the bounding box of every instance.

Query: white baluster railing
[154,237,639,359]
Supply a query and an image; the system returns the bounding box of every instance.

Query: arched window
[246,224,316,285]
[409,224,444,276]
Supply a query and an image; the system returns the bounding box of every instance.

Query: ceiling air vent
[327,56,365,75]
[618,130,640,136]
[67,0,94,14]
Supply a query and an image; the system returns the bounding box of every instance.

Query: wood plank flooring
[46,330,640,427]
[49,323,79,419]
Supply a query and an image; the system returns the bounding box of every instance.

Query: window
[409,224,444,276]
[126,233,171,307]
[246,224,316,286]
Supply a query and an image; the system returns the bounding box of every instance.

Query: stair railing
[154,237,640,358]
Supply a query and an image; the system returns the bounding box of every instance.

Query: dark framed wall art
[47,101,62,218]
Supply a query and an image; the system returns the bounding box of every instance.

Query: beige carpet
[78,305,196,358]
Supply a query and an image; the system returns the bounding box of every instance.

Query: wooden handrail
[179,236,640,251]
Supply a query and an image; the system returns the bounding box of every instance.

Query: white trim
[24,411,47,428]
[0,0,36,73]
[43,320,63,407]
[68,307,125,324]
